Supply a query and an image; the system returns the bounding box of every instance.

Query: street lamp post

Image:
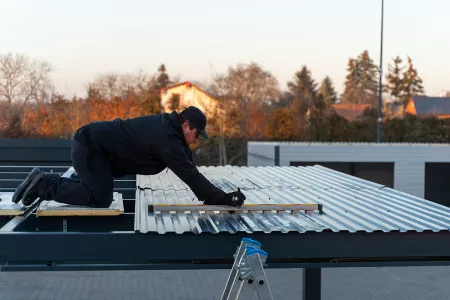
[377,0,384,143]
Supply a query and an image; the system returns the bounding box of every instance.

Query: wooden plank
[149,203,323,213]
[0,192,25,216]
[36,192,124,216]
[0,209,24,216]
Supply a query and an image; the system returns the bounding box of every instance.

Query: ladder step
[220,238,274,300]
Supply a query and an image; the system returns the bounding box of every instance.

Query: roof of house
[134,165,450,234]
[331,103,372,121]
[159,81,218,101]
[411,96,450,115]
[160,81,195,92]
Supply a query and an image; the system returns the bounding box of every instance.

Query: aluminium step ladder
[220,238,274,300]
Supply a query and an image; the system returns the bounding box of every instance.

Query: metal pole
[303,268,321,300]
[377,0,384,143]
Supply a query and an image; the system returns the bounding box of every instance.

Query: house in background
[405,96,450,119]
[330,103,372,121]
[383,101,405,118]
[159,81,219,117]
[305,103,372,121]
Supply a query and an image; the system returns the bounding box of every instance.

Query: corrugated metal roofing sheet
[134,165,450,234]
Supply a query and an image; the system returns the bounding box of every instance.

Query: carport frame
[2,227,450,300]
[2,162,450,300]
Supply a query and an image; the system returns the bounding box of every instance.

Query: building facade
[248,141,450,206]
[160,81,219,117]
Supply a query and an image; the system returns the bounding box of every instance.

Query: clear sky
[1,0,448,98]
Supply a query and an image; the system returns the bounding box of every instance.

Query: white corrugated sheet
[134,165,450,234]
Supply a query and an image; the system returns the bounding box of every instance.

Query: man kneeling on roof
[11,106,246,208]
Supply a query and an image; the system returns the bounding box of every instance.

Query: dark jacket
[75,111,225,202]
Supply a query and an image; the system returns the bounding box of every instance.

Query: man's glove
[204,188,246,207]
[219,188,246,207]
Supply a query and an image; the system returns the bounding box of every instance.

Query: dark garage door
[290,161,394,188]
[425,163,450,207]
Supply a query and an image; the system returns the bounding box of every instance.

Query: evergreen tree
[287,65,318,115]
[357,50,378,106]
[402,57,424,105]
[156,64,171,89]
[319,76,338,106]
[384,56,405,104]
[343,58,359,104]
[384,55,424,106]
[343,50,378,106]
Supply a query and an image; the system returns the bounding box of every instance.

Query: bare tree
[0,53,54,137]
[87,72,146,99]
[87,67,182,101]
[210,62,279,165]
[0,53,54,106]
[213,62,279,137]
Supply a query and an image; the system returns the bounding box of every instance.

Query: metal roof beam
[1,231,450,265]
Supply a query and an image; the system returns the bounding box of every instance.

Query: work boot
[12,167,43,203]
[21,172,45,206]
[21,172,61,206]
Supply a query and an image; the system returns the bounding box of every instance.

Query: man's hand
[204,188,246,207]
[218,188,246,207]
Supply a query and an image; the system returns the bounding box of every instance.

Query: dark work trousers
[40,137,114,208]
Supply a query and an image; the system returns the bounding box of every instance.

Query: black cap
[180,106,209,139]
